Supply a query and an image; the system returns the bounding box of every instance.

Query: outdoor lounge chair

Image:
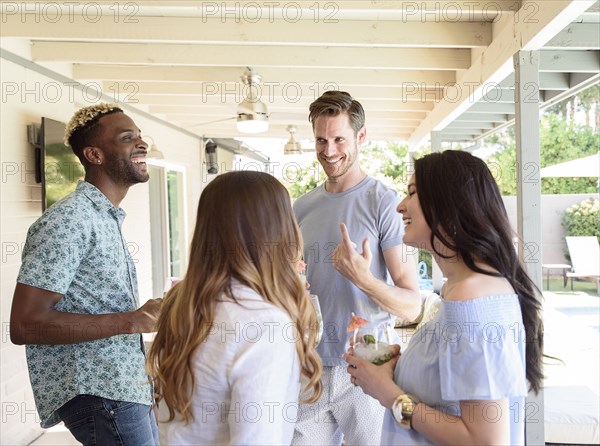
[564,236,600,292]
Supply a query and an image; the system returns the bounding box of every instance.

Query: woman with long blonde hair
[147,171,322,445]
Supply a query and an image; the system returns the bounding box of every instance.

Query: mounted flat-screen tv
[37,117,85,211]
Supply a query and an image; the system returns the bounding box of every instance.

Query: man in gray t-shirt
[292,91,420,445]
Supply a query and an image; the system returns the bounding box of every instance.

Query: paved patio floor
[542,291,599,445]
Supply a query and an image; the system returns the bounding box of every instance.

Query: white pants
[292,365,385,446]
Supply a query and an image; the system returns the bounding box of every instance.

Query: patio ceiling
[1,1,599,148]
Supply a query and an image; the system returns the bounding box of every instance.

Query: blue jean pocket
[57,395,157,446]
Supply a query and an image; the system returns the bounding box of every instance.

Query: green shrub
[561,198,600,261]
[562,198,600,240]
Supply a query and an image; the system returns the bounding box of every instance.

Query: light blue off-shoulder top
[381,295,529,445]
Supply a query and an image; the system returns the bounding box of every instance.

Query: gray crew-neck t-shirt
[293,176,405,366]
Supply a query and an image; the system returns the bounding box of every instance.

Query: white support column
[514,50,544,446]
[430,131,444,294]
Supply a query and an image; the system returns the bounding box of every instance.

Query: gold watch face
[392,394,415,429]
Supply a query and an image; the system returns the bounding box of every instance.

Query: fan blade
[187,117,236,128]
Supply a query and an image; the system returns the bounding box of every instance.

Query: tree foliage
[287,159,326,199]
[287,141,426,199]
[485,113,599,195]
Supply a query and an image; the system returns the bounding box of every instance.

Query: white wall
[503,193,598,268]
[0,50,206,444]
[1,52,81,446]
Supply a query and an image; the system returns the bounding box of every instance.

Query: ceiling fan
[283,125,314,155]
[236,68,269,133]
[189,67,270,134]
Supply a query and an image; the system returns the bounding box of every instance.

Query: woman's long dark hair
[414,150,544,393]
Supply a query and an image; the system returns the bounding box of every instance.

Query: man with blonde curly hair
[10,103,162,445]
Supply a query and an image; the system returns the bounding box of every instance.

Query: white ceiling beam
[131,101,436,117]
[467,102,515,113]
[31,41,468,72]
[445,121,496,129]
[169,110,423,126]
[174,117,422,128]
[477,73,599,141]
[456,112,512,122]
[73,64,455,87]
[440,135,480,142]
[219,133,413,142]
[497,60,596,90]
[133,94,435,112]
[439,128,485,135]
[1,1,521,24]
[408,0,596,147]
[185,125,412,141]
[569,72,599,88]
[539,50,600,73]
[154,106,426,122]
[101,81,445,102]
[137,101,434,118]
[3,15,492,47]
[540,72,600,107]
[16,0,521,12]
[499,72,570,90]
[74,65,258,82]
[545,23,600,49]
[481,88,515,103]
[520,1,598,50]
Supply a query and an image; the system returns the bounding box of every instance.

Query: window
[166,170,185,278]
[148,164,187,297]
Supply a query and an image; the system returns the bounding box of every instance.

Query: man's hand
[333,223,373,288]
[132,298,163,333]
[10,283,165,344]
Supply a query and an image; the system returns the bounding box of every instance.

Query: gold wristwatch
[391,394,418,429]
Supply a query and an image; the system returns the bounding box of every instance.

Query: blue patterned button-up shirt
[17,181,152,428]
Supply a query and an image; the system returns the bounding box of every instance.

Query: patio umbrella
[540,153,600,178]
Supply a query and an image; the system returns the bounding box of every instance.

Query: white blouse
[158,281,301,445]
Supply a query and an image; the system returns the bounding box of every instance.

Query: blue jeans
[56,395,158,446]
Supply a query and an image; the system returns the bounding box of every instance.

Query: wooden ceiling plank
[468,102,515,113]
[545,23,600,49]
[540,50,600,73]
[32,41,468,72]
[132,94,435,112]
[4,15,492,47]
[72,64,455,87]
[499,72,570,90]
[20,0,521,13]
[152,105,427,121]
[456,112,512,122]
[102,81,445,101]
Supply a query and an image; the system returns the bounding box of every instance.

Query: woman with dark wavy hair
[346,150,543,445]
[148,171,322,445]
